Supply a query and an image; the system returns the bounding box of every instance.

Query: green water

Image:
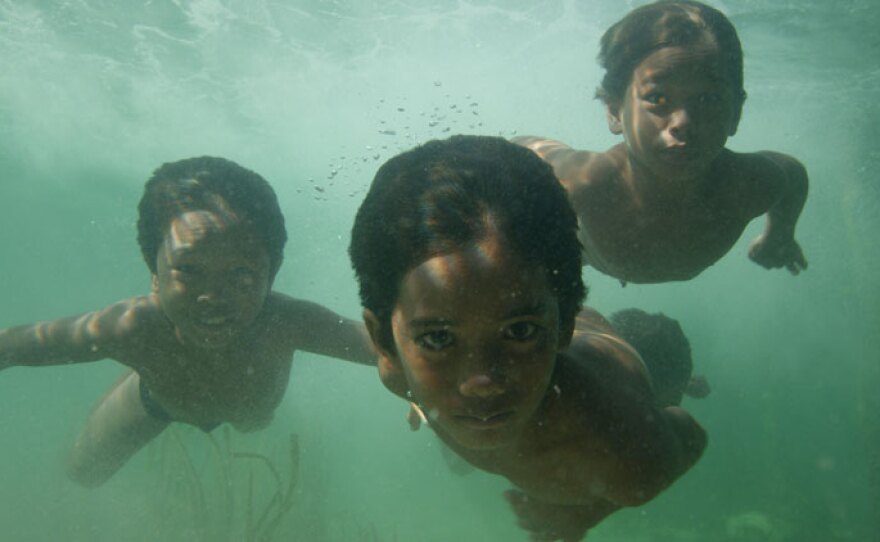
[0,1,877,540]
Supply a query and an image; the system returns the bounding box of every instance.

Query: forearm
[762,153,809,238]
[0,312,117,369]
[0,322,88,368]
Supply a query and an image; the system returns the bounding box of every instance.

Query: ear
[363,309,409,399]
[606,102,623,135]
[151,274,160,293]
[728,92,746,137]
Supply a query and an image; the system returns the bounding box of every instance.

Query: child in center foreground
[514,0,808,284]
[349,135,706,541]
[0,156,375,487]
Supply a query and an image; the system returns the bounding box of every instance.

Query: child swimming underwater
[0,156,375,487]
[349,135,706,541]
[515,0,808,284]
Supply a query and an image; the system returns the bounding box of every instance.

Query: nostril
[459,374,504,398]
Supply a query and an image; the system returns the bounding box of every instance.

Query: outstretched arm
[748,152,809,275]
[0,297,151,371]
[279,297,376,366]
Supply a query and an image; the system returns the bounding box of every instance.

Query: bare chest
[134,342,294,429]
[582,199,748,282]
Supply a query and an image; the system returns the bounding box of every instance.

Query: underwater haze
[0,0,878,540]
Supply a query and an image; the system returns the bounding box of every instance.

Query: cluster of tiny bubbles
[295,80,520,203]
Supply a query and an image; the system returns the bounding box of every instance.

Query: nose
[668,107,692,141]
[196,278,233,306]
[459,373,506,399]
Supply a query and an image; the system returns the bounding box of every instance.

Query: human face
[153,209,272,349]
[610,42,739,182]
[382,233,567,451]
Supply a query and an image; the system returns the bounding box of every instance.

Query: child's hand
[504,489,595,542]
[748,233,807,275]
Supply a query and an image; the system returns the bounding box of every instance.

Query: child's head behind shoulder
[597,0,746,118]
[349,135,586,345]
[136,156,287,279]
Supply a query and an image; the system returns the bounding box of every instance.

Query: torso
[120,294,297,431]
[532,140,771,283]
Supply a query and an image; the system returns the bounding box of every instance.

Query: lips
[661,145,701,164]
[454,410,515,430]
[197,313,235,326]
[199,316,232,326]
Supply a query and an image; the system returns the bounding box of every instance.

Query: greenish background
[0,1,876,540]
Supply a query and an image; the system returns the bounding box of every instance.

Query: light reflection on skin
[153,208,272,350]
[611,41,738,197]
[385,229,564,453]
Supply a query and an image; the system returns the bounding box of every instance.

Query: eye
[173,264,199,276]
[231,268,257,288]
[503,321,539,342]
[416,329,455,352]
[644,92,667,106]
[697,92,722,106]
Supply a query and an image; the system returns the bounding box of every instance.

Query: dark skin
[387,314,706,541]
[0,211,375,486]
[368,236,706,541]
[514,44,808,284]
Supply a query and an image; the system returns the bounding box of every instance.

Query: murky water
[0,1,877,540]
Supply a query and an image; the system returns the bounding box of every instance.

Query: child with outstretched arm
[514,0,807,284]
[0,156,375,487]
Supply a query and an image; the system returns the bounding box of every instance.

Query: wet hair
[349,135,586,348]
[137,156,287,278]
[597,0,746,121]
[610,308,692,406]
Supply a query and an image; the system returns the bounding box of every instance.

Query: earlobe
[606,104,623,135]
[363,309,409,399]
[150,274,159,293]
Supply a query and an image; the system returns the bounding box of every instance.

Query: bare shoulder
[515,136,622,205]
[92,295,171,350]
[721,149,807,217]
[564,326,652,397]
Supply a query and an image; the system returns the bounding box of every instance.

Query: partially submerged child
[591,308,710,407]
[514,0,808,284]
[0,157,375,487]
[349,135,706,541]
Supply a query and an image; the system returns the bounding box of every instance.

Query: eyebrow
[642,66,725,86]
[407,302,549,328]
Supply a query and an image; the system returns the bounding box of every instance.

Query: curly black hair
[137,156,287,278]
[349,135,586,348]
[597,0,746,124]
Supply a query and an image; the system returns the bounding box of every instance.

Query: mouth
[197,313,236,327]
[453,411,515,430]
[661,145,702,164]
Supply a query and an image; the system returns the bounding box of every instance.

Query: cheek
[404,362,453,402]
